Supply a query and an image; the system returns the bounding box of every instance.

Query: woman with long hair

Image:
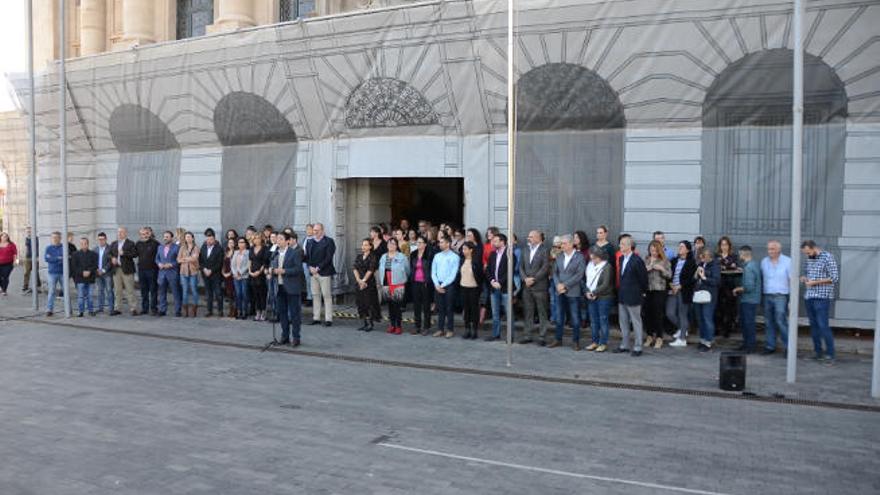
[644,240,672,349]
[222,238,237,318]
[409,236,434,335]
[369,226,387,259]
[715,236,741,338]
[459,241,484,339]
[353,238,381,331]
[176,231,200,317]
[248,234,269,321]
[668,241,697,347]
[377,238,410,334]
[231,237,250,320]
[572,230,591,328]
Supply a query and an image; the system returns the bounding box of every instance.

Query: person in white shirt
[518,230,551,345]
[93,232,114,313]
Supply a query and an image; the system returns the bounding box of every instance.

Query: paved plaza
[1,291,879,494]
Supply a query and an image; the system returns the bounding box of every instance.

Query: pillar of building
[120,0,155,46]
[208,0,255,33]
[79,0,106,55]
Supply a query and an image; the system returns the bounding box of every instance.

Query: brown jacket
[177,242,200,276]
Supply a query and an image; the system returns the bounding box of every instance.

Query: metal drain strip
[10,317,880,414]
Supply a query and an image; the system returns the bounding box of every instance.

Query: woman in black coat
[458,241,485,339]
[667,241,697,347]
[409,236,435,335]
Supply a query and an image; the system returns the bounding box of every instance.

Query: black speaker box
[719,351,747,391]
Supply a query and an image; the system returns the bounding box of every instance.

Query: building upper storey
[34,0,412,68]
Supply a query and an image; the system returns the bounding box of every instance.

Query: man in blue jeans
[484,234,513,341]
[94,232,114,313]
[135,227,160,316]
[734,245,761,353]
[800,240,839,364]
[760,240,791,355]
[44,231,66,316]
[155,231,181,317]
[431,237,460,338]
[549,235,586,350]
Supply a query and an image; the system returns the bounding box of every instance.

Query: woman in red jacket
[0,232,19,296]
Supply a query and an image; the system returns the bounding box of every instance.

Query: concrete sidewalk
[2,290,878,407]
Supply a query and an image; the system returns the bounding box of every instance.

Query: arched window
[177,0,213,39]
[214,92,298,232]
[280,0,315,21]
[345,78,438,129]
[109,105,180,234]
[702,49,847,252]
[514,63,625,237]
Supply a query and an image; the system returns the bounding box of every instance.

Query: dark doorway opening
[390,178,464,228]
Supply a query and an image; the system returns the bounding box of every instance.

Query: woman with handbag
[377,238,410,335]
[693,247,721,352]
[668,241,697,347]
[584,247,614,352]
[353,238,381,332]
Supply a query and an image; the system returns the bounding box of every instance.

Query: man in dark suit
[485,233,514,341]
[271,231,305,346]
[109,227,138,315]
[199,228,225,317]
[550,234,586,350]
[519,230,551,345]
[94,232,114,313]
[615,235,648,356]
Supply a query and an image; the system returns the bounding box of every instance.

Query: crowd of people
[0,220,839,362]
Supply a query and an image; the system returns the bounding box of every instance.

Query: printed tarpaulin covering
[7,0,880,325]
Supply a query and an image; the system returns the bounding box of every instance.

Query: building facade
[2,0,879,326]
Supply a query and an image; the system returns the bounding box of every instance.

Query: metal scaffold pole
[505,0,516,368]
[59,0,71,317]
[26,0,39,310]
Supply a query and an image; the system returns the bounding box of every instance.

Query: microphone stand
[261,265,281,352]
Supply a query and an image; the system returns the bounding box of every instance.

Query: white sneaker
[669,338,687,347]
[673,330,681,340]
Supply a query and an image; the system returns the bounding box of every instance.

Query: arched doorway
[109,105,181,234]
[214,92,298,232]
[701,49,847,253]
[514,63,625,238]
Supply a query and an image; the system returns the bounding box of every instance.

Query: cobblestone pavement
[2,290,880,494]
[2,290,877,407]
[0,318,878,495]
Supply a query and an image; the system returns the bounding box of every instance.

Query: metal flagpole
[786,0,804,383]
[26,0,39,310]
[872,256,880,398]
[59,0,71,317]
[505,0,516,368]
